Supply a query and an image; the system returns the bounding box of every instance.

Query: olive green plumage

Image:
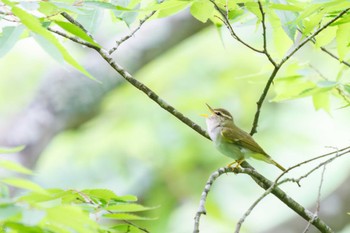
[204,104,285,171]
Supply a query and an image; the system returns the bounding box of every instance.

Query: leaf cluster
[0,147,156,233]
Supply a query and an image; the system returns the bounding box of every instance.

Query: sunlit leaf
[0,145,25,154]
[105,203,158,212]
[1,178,48,194]
[336,23,350,61]
[245,2,262,21]
[190,0,215,23]
[45,205,99,232]
[3,0,97,81]
[54,20,101,47]
[155,1,191,18]
[312,91,330,112]
[314,26,337,48]
[0,160,32,175]
[103,212,156,220]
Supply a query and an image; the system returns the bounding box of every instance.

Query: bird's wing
[221,126,269,156]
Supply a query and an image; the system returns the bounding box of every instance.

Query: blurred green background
[1,13,350,233]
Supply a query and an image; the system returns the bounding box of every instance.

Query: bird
[202,104,286,171]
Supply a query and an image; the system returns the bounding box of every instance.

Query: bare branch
[109,11,156,55]
[195,146,350,233]
[250,67,279,135]
[302,164,327,233]
[193,167,229,233]
[257,1,277,67]
[210,0,263,53]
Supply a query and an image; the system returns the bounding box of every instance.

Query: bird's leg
[227,159,244,170]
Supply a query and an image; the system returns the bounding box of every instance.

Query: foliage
[1,0,350,108]
[0,148,155,233]
[1,0,350,232]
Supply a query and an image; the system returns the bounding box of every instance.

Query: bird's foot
[226,160,244,172]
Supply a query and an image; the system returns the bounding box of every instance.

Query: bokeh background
[1,9,350,233]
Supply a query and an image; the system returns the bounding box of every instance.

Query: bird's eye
[215,111,222,116]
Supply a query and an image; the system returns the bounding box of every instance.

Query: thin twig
[209,0,263,53]
[48,27,99,50]
[60,12,90,35]
[257,1,277,67]
[193,167,231,233]
[302,164,327,233]
[309,64,350,106]
[250,67,279,135]
[109,11,156,55]
[319,46,350,67]
[235,147,349,233]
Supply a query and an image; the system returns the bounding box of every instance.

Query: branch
[109,11,156,55]
[195,146,350,233]
[250,8,350,135]
[209,0,263,53]
[302,164,326,233]
[257,1,277,67]
[236,147,350,233]
[250,67,279,135]
[193,167,229,233]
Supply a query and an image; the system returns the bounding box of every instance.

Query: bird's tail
[271,159,286,172]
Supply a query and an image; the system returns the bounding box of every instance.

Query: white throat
[205,117,222,142]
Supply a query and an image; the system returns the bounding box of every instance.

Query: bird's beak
[200,103,214,118]
[206,103,214,113]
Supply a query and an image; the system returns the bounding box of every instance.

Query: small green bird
[203,104,286,171]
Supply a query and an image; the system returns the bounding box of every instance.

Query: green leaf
[245,2,262,22]
[312,91,330,112]
[314,26,337,48]
[105,203,158,212]
[272,75,315,102]
[32,33,64,64]
[0,160,33,175]
[0,145,25,154]
[45,205,99,233]
[343,84,350,94]
[54,21,101,48]
[155,1,191,18]
[1,178,48,194]
[336,23,350,61]
[190,0,215,23]
[103,213,156,220]
[269,3,302,12]
[0,25,25,58]
[4,0,98,81]
[267,9,293,57]
[2,222,43,233]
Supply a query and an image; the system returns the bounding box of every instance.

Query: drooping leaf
[1,178,48,194]
[103,212,156,220]
[190,0,215,23]
[54,20,101,47]
[312,91,330,112]
[0,160,33,175]
[336,23,350,61]
[0,26,25,58]
[3,0,97,81]
[105,203,158,212]
[44,205,99,233]
[0,145,25,154]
